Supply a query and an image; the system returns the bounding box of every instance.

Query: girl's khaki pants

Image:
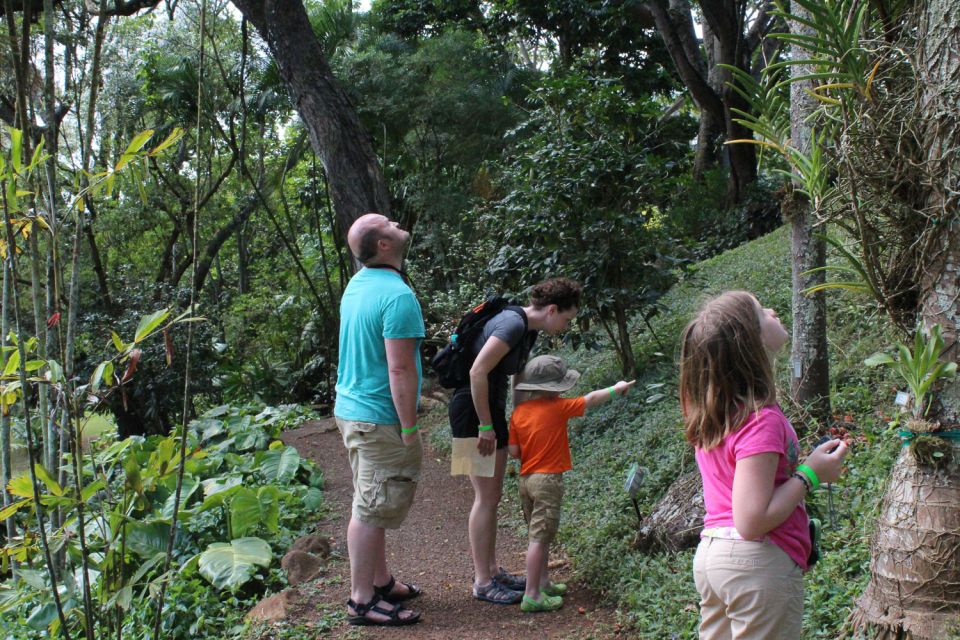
[693,536,803,639]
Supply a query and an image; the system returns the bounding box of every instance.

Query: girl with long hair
[680,291,848,638]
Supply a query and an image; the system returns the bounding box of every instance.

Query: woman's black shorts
[448,384,509,449]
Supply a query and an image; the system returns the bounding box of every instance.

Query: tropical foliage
[0,403,322,639]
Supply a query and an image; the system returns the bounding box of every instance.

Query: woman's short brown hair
[528,277,582,312]
[679,291,777,450]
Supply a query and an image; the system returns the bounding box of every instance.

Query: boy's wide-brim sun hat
[515,355,581,392]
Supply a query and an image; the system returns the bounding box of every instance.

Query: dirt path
[279,419,620,639]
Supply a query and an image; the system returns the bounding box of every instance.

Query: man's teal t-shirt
[334,268,424,424]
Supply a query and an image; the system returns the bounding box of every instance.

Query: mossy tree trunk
[850,0,960,635]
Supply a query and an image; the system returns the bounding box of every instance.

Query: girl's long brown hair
[679,291,777,450]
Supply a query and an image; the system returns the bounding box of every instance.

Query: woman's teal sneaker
[521,594,563,613]
[541,582,567,596]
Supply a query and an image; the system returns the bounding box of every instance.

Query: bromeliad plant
[864,324,957,423]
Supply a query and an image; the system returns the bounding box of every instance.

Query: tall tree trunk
[237,221,249,294]
[787,7,830,429]
[649,0,726,179]
[649,0,762,202]
[230,0,391,247]
[0,261,15,561]
[694,25,724,179]
[28,231,53,470]
[41,0,58,476]
[614,302,637,377]
[83,213,111,307]
[850,0,960,635]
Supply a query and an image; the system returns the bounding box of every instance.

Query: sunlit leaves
[70,127,185,211]
[198,537,273,591]
[134,309,171,343]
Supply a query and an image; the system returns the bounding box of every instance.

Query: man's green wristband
[477,424,494,432]
[608,387,616,397]
[401,425,419,434]
[796,464,820,491]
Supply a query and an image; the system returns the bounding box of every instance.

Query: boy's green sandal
[521,594,563,613]
[541,582,567,597]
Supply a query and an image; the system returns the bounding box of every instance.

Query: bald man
[334,213,424,626]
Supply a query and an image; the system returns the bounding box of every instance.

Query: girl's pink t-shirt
[695,404,811,570]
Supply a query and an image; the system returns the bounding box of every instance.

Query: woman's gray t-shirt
[469,308,535,387]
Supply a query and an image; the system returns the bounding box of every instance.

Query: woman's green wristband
[608,387,616,397]
[401,425,419,434]
[796,464,820,491]
[477,424,494,432]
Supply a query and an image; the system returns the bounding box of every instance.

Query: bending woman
[449,278,582,604]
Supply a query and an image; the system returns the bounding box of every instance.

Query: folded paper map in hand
[450,437,496,477]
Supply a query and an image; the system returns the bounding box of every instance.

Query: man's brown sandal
[346,594,421,626]
[374,575,422,602]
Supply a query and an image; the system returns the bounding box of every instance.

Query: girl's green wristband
[796,464,820,491]
[608,387,616,397]
[477,424,494,432]
[401,425,419,434]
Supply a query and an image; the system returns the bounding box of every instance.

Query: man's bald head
[348,213,389,264]
[347,213,408,265]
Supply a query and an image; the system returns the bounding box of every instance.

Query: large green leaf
[193,417,225,442]
[33,464,63,496]
[90,360,114,392]
[229,488,261,537]
[26,602,57,630]
[161,474,200,519]
[198,481,243,512]
[198,537,273,591]
[258,446,300,483]
[229,486,281,536]
[234,427,268,452]
[2,349,19,375]
[124,521,171,558]
[258,485,280,533]
[134,308,170,343]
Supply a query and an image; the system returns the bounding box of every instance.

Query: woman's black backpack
[431,296,527,389]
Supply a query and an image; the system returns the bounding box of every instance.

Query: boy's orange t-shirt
[508,396,586,475]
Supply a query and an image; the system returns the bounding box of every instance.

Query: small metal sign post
[624,464,645,525]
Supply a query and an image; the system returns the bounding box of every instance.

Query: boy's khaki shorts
[693,536,803,639]
[519,473,564,544]
[336,418,422,529]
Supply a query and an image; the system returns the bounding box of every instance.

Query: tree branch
[84,0,160,16]
[647,0,725,118]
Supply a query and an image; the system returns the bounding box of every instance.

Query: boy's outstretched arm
[584,380,636,410]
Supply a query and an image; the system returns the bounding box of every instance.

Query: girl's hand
[614,380,636,395]
[477,429,497,456]
[804,438,849,484]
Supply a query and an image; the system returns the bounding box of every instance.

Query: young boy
[508,355,634,612]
